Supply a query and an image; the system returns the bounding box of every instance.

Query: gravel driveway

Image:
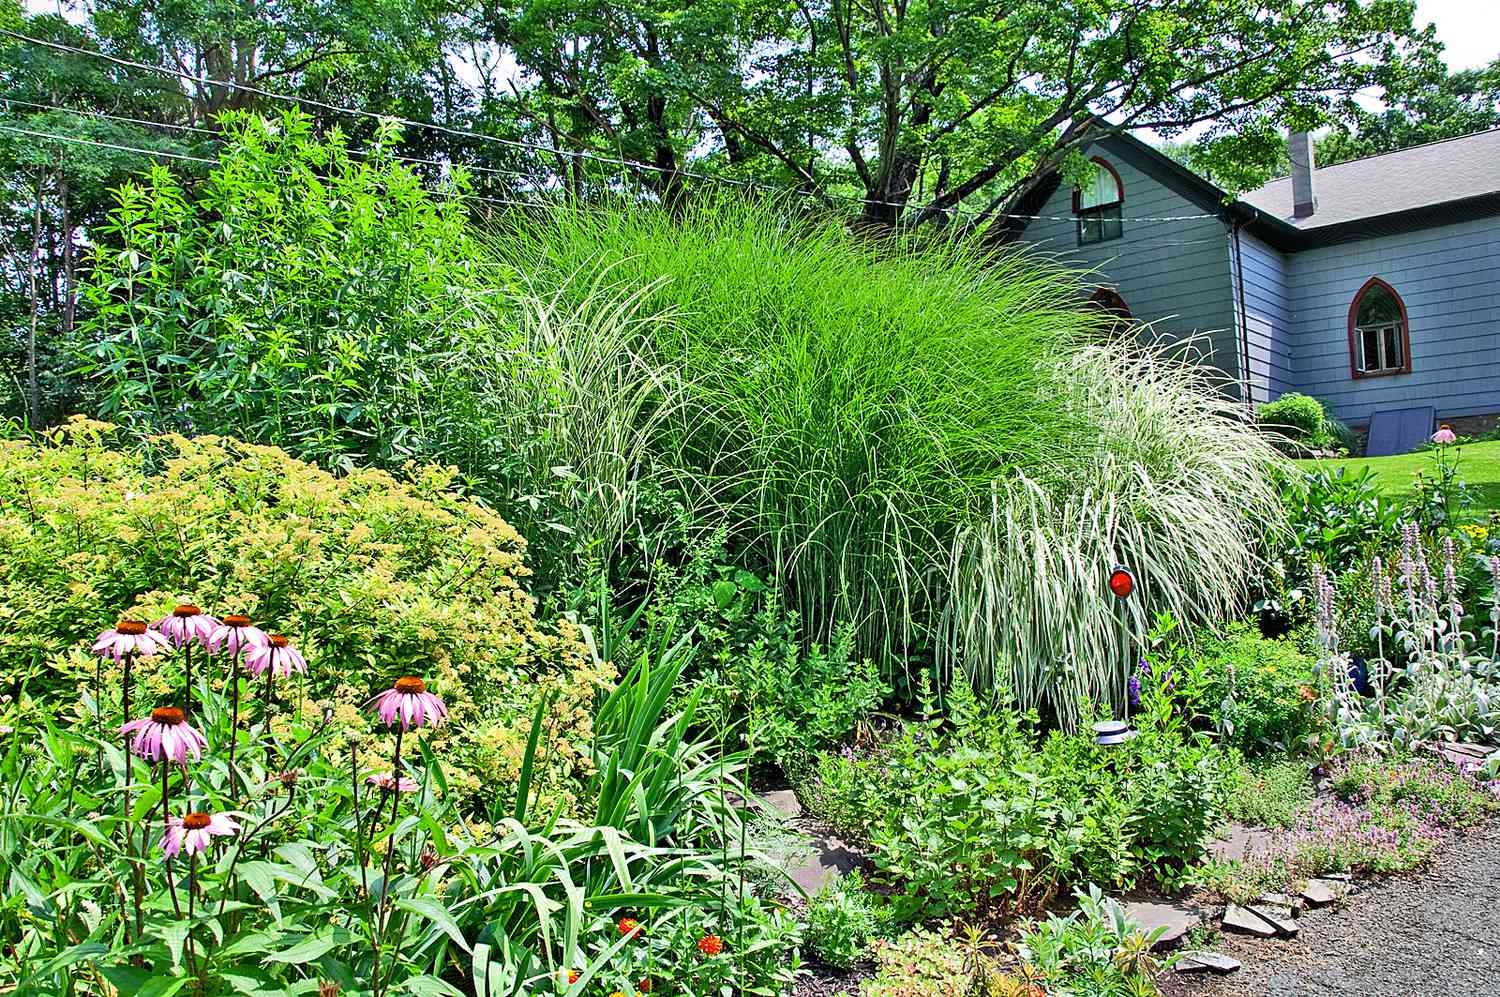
[1163,825,1500,997]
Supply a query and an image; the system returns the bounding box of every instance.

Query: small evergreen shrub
[1258,392,1327,449]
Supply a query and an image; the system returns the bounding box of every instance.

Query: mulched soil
[1160,824,1500,997]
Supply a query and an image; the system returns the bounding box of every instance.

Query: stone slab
[1207,823,1277,863]
[1223,904,1277,937]
[1302,878,1349,907]
[1175,952,1241,974]
[1123,898,1201,948]
[787,833,861,895]
[1260,892,1303,913]
[1248,904,1299,938]
[760,788,802,818]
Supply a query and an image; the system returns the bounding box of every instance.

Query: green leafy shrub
[1197,624,1323,755]
[1258,392,1327,450]
[803,682,1228,922]
[806,871,886,970]
[1009,885,1164,995]
[0,418,607,813]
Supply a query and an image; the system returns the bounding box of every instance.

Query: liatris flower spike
[162,810,240,859]
[93,620,170,663]
[207,614,269,655]
[245,634,308,679]
[122,707,208,764]
[154,604,218,649]
[366,772,419,793]
[369,677,447,731]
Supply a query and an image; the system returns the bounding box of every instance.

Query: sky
[1413,0,1496,71]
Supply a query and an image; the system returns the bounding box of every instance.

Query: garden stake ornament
[1097,565,1139,746]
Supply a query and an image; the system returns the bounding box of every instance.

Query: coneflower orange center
[117,620,148,635]
[223,614,252,627]
[394,676,426,695]
[151,706,185,725]
[172,604,201,618]
[268,634,289,647]
[182,812,212,830]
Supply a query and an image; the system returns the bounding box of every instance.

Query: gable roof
[1239,128,1500,232]
[1019,125,1500,252]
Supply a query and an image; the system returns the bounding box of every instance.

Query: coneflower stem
[182,641,193,718]
[121,650,144,944]
[228,645,243,796]
[94,654,103,776]
[372,725,404,997]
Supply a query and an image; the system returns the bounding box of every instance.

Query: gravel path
[1163,825,1500,997]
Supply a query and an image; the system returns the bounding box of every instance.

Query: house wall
[1285,217,1500,423]
[1022,137,1242,391]
[1231,231,1296,403]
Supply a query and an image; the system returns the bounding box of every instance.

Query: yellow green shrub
[0,417,610,813]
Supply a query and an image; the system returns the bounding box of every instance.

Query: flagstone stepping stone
[787,832,862,896]
[1174,951,1241,974]
[1259,892,1302,913]
[1301,878,1350,907]
[1420,740,1497,771]
[1123,898,1200,948]
[1223,904,1277,937]
[1248,904,1299,938]
[760,788,802,818]
[1207,822,1277,863]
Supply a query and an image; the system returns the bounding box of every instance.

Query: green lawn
[1297,440,1500,514]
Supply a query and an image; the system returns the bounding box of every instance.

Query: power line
[0,28,1224,225]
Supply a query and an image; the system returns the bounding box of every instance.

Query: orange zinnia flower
[698,934,724,956]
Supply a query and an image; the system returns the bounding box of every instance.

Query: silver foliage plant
[1317,526,1500,750]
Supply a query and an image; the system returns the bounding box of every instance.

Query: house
[1012,127,1500,441]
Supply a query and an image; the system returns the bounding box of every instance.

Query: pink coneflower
[121,707,208,764]
[244,634,308,679]
[369,677,447,731]
[92,620,170,664]
[207,614,269,655]
[154,605,218,649]
[162,810,240,859]
[366,772,419,793]
[1432,424,1457,445]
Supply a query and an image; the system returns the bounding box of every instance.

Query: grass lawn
[1297,440,1500,515]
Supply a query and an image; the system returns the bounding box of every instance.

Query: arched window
[1087,288,1132,321]
[1073,158,1124,245]
[1348,278,1411,378]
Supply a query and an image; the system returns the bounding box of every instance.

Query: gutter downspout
[1231,220,1253,415]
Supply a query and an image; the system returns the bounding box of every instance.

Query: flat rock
[787,833,861,895]
[1320,871,1352,882]
[1420,740,1498,771]
[1175,951,1241,974]
[1302,878,1350,907]
[1207,822,1277,863]
[760,789,802,818]
[1248,904,1300,938]
[1123,898,1201,948]
[1259,892,1303,913]
[1223,904,1277,937]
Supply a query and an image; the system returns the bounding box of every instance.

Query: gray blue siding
[1285,217,1500,423]
[1231,231,1296,402]
[1023,138,1241,389]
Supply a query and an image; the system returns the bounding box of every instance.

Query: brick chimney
[1289,131,1317,218]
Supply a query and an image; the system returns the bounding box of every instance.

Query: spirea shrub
[0,418,608,812]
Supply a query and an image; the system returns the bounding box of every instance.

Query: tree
[1318,57,1500,166]
[484,0,1440,227]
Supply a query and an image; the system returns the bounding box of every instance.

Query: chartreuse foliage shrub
[1196,624,1323,755]
[0,418,608,812]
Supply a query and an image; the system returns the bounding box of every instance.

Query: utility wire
[0,28,1225,224]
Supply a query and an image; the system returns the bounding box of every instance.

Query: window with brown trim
[1074,158,1123,245]
[1348,278,1411,378]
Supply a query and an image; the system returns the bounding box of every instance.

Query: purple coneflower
[245,634,308,680]
[162,810,240,859]
[369,676,447,731]
[366,772,419,793]
[1432,425,1457,445]
[92,620,171,664]
[154,604,218,649]
[122,706,208,764]
[207,614,269,655]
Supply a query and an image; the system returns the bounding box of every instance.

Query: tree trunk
[25,172,44,427]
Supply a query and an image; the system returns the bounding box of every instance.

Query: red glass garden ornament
[1108,565,1134,599]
